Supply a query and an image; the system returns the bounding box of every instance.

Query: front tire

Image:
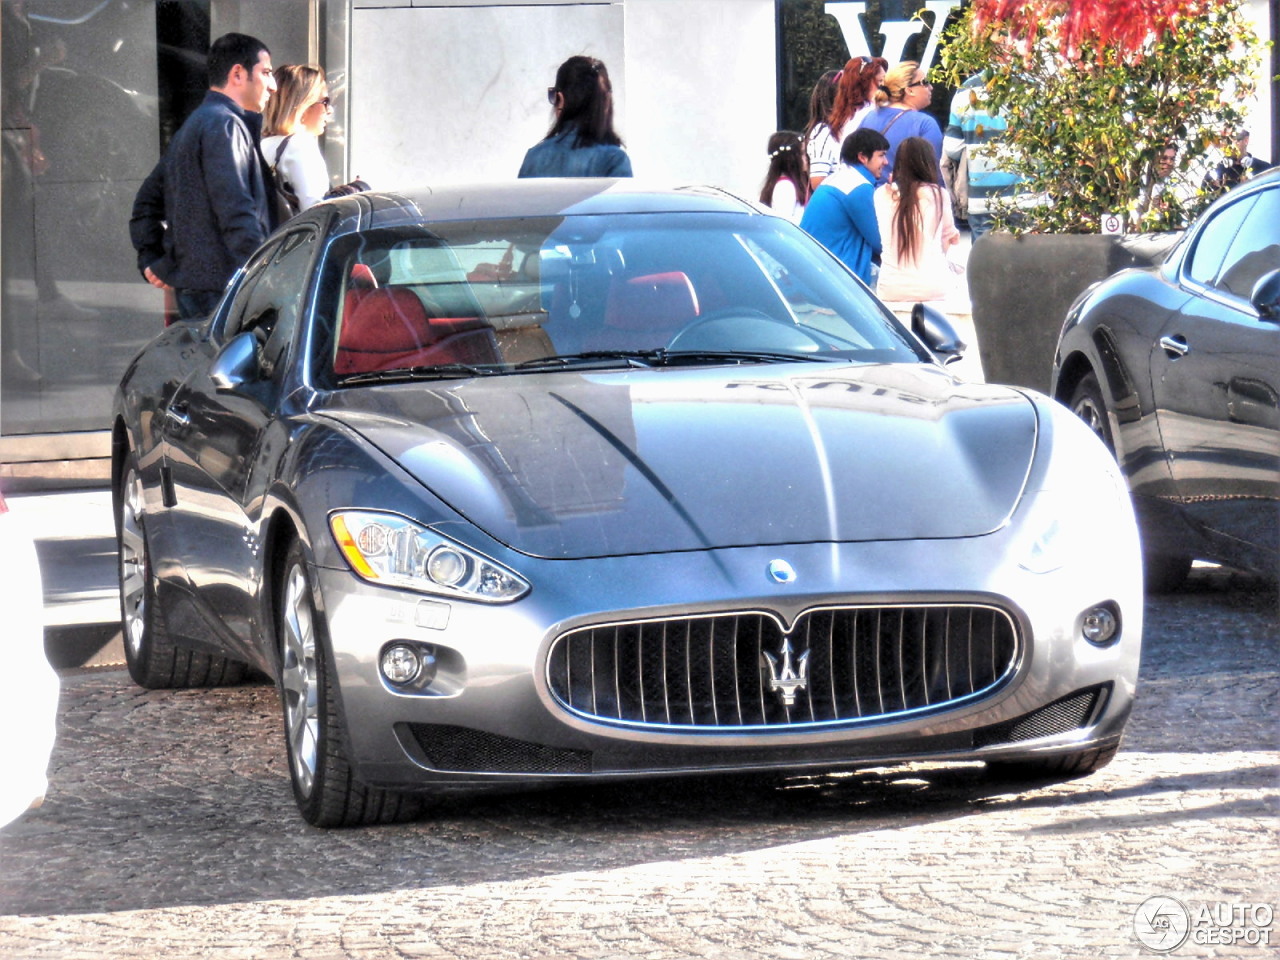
[1068,371,1114,451]
[117,456,247,688]
[1068,373,1192,593]
[277,537,421,827]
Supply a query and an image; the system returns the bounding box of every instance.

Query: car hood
[317,364,1038,559]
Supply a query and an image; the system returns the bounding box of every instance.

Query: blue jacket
[518,131,632,178]
[130,91,273,292]
[799,163,881,286]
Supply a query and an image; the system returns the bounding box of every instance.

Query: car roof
[309,179,762,235]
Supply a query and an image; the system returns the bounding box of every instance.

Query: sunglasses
[547,87,557,105]
[907,80,932,89]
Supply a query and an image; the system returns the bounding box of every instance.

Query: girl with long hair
[519,56,632,177]
[873,136,960,306]
[759,131,810,222]
[802,69,840,191]
[858,61,944,186]
[261,64,334,212]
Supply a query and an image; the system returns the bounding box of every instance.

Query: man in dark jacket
[129,33,276,321]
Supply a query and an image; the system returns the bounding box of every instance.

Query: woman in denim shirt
[519,56,632,178]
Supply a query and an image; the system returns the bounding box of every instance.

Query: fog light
[381,643,422,684]
[1082,605,1119,646]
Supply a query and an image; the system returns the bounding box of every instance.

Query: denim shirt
[518,131,633,178]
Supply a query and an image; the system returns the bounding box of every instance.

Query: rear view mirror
[210,331,263,393]
[911,303,967,364]
[1250,269,1280,323]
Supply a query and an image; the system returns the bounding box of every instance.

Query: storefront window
[1,0,339,440]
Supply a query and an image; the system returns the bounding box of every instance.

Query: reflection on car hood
[319,364,1038,559]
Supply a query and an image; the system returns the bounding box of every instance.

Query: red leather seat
[343,262,379,319]
[586,271,700,351]
[334,287,500,375]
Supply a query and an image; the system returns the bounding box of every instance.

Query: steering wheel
[666,308,829,353]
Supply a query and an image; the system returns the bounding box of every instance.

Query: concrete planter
[967,232,1181,393]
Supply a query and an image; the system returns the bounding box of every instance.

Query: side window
[225,229,317,376]
[1215,187,1280,300]
[218,239,281,342]
[1185,196,1254,288]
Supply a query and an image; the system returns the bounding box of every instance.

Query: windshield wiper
[339,363,500,385]
[515,350,665,370]
[516,348,836,370]
[657,349,839,365]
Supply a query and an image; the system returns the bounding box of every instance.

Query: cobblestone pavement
[1,569,1276,959]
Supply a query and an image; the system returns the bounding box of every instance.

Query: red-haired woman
[830,56,889,144]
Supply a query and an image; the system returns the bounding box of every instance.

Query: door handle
[1159,334,1189,359]
[165,403,191,427]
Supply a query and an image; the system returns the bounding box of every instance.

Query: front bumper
[312,523,1142,792]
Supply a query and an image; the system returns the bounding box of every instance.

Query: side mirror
[209,331,263,393]
[911,303,966,365]
[1250,269,1280,323]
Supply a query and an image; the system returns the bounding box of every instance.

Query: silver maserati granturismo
[113,180,1142,826]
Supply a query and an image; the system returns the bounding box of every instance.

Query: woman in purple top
[519,56,632,178]
[858,61,944,188]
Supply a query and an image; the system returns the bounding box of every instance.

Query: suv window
[1185,195,1254,288]
[1214,186,1280,300]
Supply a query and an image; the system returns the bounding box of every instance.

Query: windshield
[313,212,927,384]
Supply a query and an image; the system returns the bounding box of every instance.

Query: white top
[768,177,805,223]
[806,124,840,183]
[873,181,961,303]
[836,103,877,144]
[262,132,330,211]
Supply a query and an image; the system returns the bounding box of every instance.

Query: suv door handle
[1159,335,1189,359]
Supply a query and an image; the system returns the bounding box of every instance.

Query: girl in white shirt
[759,131,811,223]
[874,136,961,305]
[262,64,334,213]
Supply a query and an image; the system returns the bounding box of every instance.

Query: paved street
[0,565,1276,959]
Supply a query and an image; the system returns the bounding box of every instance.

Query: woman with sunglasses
[519,56,631,178]
[262,64,336,213]
[858,61,944,188]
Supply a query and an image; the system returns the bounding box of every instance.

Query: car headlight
[330,511,530,603]
[1017,407,1134,575]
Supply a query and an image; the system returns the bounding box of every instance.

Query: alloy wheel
[280,562,320,798]
[1072,394,1106,443]
[118,468,148,660]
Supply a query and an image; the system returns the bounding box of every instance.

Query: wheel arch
[260,505,304,679]
[110,417,133,532]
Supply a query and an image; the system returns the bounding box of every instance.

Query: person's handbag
[270,136,301,223]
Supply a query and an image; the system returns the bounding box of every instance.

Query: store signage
[823,0,964,68]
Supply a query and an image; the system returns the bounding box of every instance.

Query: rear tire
[986,742,1119,782]
[117,455,247,688]
[277,537,422,827]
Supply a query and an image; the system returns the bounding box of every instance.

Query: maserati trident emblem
[767,559,796,584]
[762,639,809,707]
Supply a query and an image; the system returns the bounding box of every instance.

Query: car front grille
[546,604,1020,731]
